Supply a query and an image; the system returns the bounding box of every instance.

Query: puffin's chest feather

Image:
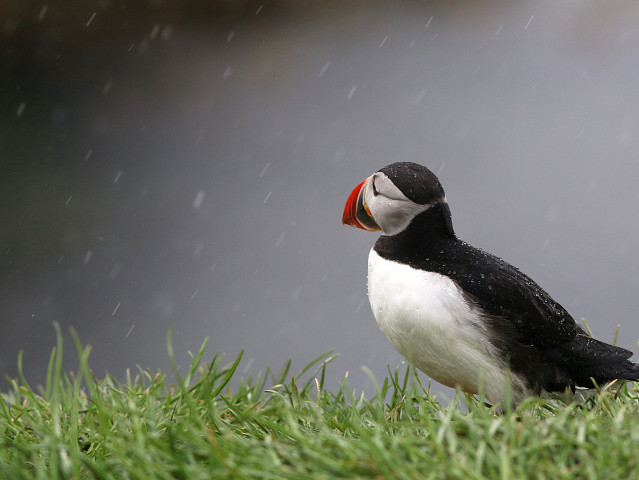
[366,249,508,394]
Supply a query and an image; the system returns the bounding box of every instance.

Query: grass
[2,325,639,479]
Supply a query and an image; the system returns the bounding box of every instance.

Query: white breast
[367,248,524,404]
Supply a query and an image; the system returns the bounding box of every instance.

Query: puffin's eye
[372,177,379,196]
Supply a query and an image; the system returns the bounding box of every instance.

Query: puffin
[342,162,639,405]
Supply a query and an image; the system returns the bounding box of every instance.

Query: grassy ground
[2,326,639,479]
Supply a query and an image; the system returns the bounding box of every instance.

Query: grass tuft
[1,325,639,479]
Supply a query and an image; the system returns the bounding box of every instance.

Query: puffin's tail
[546,333,639,388]
[567,347,639,388]
[578,359,639,386]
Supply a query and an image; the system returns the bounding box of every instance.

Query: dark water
[3,1,639,396]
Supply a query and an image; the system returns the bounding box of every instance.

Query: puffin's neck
[375,202,456,255]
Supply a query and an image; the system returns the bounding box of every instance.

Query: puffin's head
[342,162,446,236]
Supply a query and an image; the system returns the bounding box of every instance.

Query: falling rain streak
[259,162,270,177]
[318,61,330,77]
[274,232,286,247]
[524,15,535,29]
[414,89,427,106]
[193,190,205,209]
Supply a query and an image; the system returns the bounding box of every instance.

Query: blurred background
[3,0,639,397]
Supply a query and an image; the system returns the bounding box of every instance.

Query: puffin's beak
[342,177,381,231]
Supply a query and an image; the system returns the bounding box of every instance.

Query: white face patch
[363,172,438,236]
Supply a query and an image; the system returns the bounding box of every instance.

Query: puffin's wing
[450,242,579,347]
[455,247,639,385]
